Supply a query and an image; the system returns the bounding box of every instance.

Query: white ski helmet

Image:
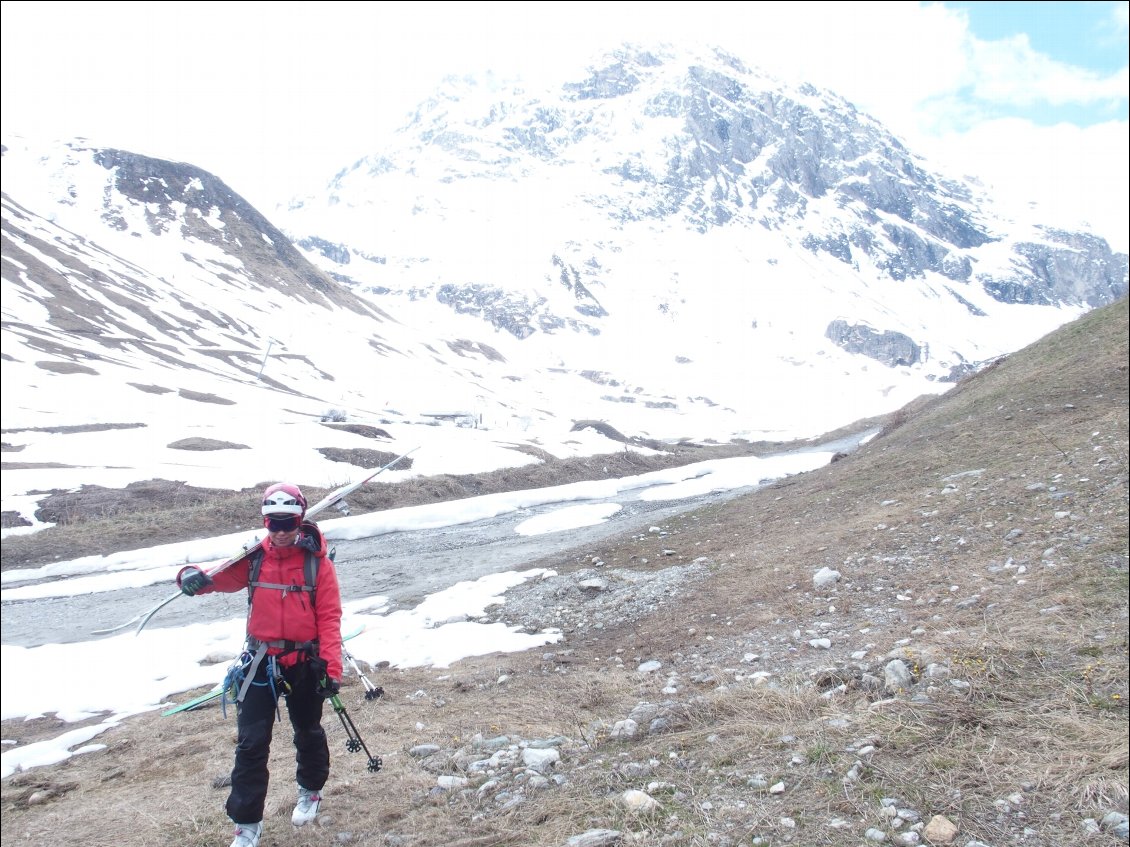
[261,482,307,517]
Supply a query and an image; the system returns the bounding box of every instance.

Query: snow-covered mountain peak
[276,42,1124,381]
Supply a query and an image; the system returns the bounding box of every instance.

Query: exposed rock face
[282,44,1126,370]
[92,150,329,293]
[562,49,1126,306]
[433,253,608,339]
[979,230,1128,306]
[824,320,921,368]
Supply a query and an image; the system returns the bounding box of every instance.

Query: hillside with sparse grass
[2,298,1127,847]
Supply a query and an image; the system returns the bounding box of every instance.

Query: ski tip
[161,688,223,716]
[341,621,366,641]
[91,618,139,636]
[134,610,160,636]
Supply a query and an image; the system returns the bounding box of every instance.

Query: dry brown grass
[2,297,1127,846]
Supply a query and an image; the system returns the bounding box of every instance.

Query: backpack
[245,524,333,606]
[246,546,320,605]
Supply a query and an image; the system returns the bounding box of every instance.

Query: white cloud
[966,35,1127,107]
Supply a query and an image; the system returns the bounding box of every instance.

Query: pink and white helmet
[261,482,307,517]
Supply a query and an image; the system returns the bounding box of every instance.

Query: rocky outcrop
[824,320,921,367]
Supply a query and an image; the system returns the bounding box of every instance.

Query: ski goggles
[264,514,302,532]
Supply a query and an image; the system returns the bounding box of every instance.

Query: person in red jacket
[177,482,343,847]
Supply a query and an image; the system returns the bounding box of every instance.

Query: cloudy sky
[2,1,1127,248]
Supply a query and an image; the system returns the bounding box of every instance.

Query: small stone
[620,789,661,814]
[923,814,958,843]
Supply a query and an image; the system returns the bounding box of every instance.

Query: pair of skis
[94,448,418,637]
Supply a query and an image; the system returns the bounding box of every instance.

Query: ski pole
[330,693,382,772]
[343,646,384,701]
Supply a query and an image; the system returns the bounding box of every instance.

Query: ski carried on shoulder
[161,622,367,716]
[93,447,419,637]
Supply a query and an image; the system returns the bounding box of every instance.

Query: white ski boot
[229,821,261,847]
[292,785,322,825]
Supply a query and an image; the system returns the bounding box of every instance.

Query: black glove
[178,566,213,596]
[316,677,340,699]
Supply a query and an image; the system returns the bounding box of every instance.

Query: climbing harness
[221,650,287,718]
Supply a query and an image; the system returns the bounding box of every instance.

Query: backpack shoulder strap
[305,550,319,606]
[246,547,319,604]
[248,548,265,581]
[247,548,265,604]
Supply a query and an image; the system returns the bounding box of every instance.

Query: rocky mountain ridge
[282,44,1126,362]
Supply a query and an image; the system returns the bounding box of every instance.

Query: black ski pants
[225,657,330,825]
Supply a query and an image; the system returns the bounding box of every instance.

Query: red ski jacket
[192,523,343,681]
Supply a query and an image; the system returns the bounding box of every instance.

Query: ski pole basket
[330,694,382,773]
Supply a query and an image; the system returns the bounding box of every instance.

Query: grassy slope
[2,297,1126,847]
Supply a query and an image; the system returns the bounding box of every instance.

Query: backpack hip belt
[246,636,320,655]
